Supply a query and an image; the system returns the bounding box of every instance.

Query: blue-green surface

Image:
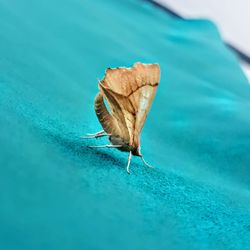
[1,0,250,249]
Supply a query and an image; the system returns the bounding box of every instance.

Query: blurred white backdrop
[155,0,250,79]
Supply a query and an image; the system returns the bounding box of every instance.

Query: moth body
[85,62,160,173]
[109,135,140,156]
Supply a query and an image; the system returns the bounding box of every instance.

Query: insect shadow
[45,130,128,171]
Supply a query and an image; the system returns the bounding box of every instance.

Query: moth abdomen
[94,92,119,135]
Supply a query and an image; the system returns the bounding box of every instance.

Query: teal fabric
[0,0,250,249]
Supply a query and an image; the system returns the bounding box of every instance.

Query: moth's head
[130,135,141,156]
[130,145,141,156]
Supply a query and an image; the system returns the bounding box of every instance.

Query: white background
[155,0,250,80]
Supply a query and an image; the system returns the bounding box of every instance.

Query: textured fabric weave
[0,0,250,249]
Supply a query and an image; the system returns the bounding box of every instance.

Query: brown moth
[83,62,160,173]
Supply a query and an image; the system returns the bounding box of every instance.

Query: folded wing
[99,62,160,149]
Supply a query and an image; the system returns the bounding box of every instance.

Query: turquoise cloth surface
[1,0,250,249]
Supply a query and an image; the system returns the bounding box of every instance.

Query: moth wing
[99,86,131,143]
[132,81,158,139]
[100,63,160,148]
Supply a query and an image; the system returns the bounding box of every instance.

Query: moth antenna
[126,151,132,174]
[87,144,122,148]
[140,156,154,169]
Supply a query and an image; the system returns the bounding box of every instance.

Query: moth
[83,62,160,173]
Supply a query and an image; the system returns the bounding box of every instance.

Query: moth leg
[140,156,154,169]
[81,130,110,139]
[81,133,111,139]
[82,130,104,136]
[126,151,132,174]
[87,144,122,148]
